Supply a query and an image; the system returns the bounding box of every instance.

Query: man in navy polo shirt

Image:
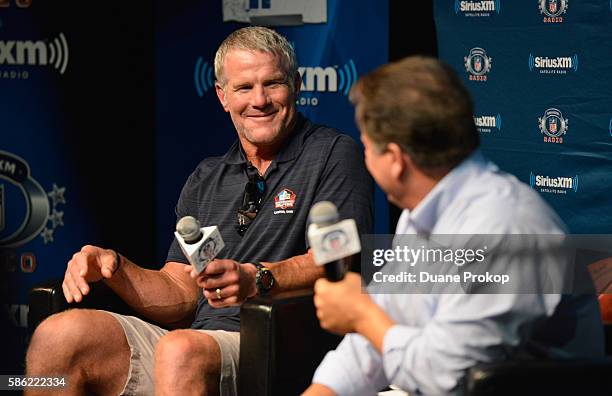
[26,27,372,396]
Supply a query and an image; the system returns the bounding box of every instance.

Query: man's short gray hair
[214,26,298,90]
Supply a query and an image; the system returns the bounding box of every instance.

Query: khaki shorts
[103,311,240,396]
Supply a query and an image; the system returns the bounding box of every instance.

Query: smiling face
[215,49,300,150]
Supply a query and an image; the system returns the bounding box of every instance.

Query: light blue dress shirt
[312,151,604,395]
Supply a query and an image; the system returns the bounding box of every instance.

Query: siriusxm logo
[530,172,578,194]
[529,53,578,74]
[298,60,357,95]
[455,0,500,16]
[0,33,69,74]
[296,60,357,106]
[473,114,502,133]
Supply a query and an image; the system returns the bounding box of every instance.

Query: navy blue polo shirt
[166,113,373,331]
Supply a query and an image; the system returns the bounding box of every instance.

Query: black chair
[239,290,341,395]
[465,358,612,396]
[28,280,341,396]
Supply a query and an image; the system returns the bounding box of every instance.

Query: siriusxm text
[534,56,573,69]
[298,66,337,92]
[459,1,496,12]
[534,175,573,189]
[0,40,47,65]
[474,116,496,128]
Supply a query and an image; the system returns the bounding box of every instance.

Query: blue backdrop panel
[433,0,612,233]
[1,2,94,372]
[155,0,389,262]
[0,3,89,294]
[2,2,156,372]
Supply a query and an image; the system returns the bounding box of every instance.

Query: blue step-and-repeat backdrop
[433,0,612,233]
[0,0,159,371]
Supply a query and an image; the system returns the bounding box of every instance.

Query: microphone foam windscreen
[309,201,339,227]
[176,216,201,241]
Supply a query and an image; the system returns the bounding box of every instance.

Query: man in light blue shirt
[303,56,604,396]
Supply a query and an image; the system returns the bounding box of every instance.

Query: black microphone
[308,201,361,282]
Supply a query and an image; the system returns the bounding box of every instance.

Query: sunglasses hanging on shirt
[236,161,266,236]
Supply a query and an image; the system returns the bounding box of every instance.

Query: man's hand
[313,272,374,335]
[185,259,258,307]
[63,245,120,303]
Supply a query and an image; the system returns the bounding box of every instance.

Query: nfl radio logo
[464,48,492,81]
[539,0,568,22]
[539,108,568,144]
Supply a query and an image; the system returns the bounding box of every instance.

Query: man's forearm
[104,259,198,325]
[265,250,325,293]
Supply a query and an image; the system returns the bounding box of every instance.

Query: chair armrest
[28,279,69,330]
[239,289,342,396]
[466,358,612,396]
[28,279,137,332]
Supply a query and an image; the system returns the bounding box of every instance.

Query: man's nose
[251,85,269,108]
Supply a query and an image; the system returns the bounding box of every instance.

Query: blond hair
[214,26,298,91]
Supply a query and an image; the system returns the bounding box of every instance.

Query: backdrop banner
[433,0,612,233]
[0,1,92,372]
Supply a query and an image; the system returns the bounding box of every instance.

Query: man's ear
[215,82,229,112]
[387,143,407,180]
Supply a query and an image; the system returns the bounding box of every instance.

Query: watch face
[260,269,273,290]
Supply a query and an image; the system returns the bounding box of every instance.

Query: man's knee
[28,310,92,361]
[27,310,129,394]
[155,330,221,374]
[27,309,127,369]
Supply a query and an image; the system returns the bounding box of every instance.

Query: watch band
[254,261,275,295]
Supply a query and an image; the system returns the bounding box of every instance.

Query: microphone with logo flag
[175,216,225,274]
[308,201,361,282]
